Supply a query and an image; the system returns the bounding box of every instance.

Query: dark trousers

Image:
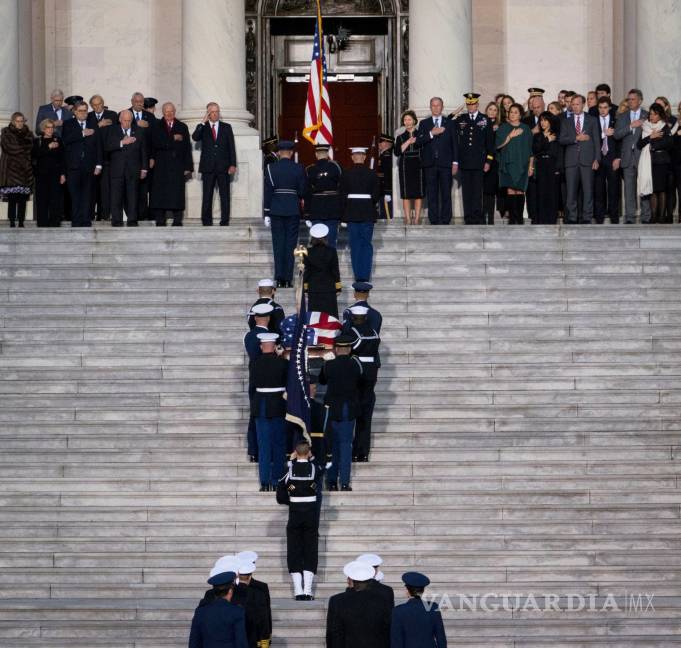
[460,168,484,224]
[424,166,453,224]
[482,193,495,225]
[201,172,231,225]
[247,384,258,457]
[286,505,319,574]
[154,209,183,226]
[353,376,376,457]
[525,177,538,222]
[137,172,150,220]
[594,159,621,224]
[67,169,95,227]
[35,174,64,227]
[270,215,299,282]
[565,165,594,223]
[347,221,374,281]
[91,164,111,220]
[6,195,28,225]
[255,413,285,487]
[110,173,139,226]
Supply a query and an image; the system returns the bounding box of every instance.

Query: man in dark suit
[522,89,545,223]
[614,88,650,223]
[455,92,495,224]
[87,95,118,222]
[559,94,600,224]
[415,97,459,225]
[149,102,194,226]
[105,110,148,227]
[588,83,617,119]
[594,97,621,224]
[192,102,237,226]
[35,89,74,136]
[61,101,103,227]
[129,92,156,221]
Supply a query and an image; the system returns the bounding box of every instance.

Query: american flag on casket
[281,311,342,348]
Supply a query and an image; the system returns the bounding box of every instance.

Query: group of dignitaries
[189,549,447,647]
[0,89,236,227]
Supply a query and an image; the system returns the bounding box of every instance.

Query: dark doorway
[278,79,381,168]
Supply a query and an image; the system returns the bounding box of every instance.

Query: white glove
[340,222,348,228]
[263,216,271,228]
[325,462,333,470]
[384,195,392,203]
[305,220,312,227]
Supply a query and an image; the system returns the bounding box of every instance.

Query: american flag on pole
[302,0,333,146]
[285,288,311,442]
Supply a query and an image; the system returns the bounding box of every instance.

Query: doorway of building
[279,78,381,168]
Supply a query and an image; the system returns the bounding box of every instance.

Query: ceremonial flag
[302,0,333,146]
[285,288,311,442]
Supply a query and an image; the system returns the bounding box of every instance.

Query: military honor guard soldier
[339,147,380,282]
[305,143,343,248]
[247,279,285,334]
[390,572,447,648]
[455,92,495,224]
[236,550,272,643]
[233,558,272,648]
[376,134,394,220]
[303,223,342,318]
[355,553,395,607]
[342,281,383,334]
[263,140,307,288]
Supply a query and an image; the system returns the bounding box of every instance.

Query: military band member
[339,148,380,282]
[251,332,288,491]
[455,93,495,224]
[344,306,380,463]
[233,559,271,648]
[391,572,446,648]
[376,134,394,220]
[319,334,363,491]
[247,279,285,334]
[326,561,393,648]
[279,440,321,601]
[355,553,395,608]
[305,144,343,248]
[303,223,341,318]
[262,135,278,169]
[342,281,382,334]
[263,140,307,288]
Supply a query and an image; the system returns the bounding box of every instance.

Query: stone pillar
[0,0,19,127]
[181,0,262,220]
[635,0,681,108]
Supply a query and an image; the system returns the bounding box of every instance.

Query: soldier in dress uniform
[376,134,394,220]
[342,281,382,334]
[263,140,307,288]
[262,135,278,169]
[390,572,447,648]
[343,306,380,463]
[340,147,380,282]
[305,144,343,248]
[236,551,272,643]
[188,570,249,648]
[303,223,342,318]
[247,279,285,334]
[319,334,363,491]
[278,439,322,601]
[251,332,288,491]
[455,92,495,224]
[326,560,393,648]
[355,553,395,607]
[233,559,272,648]
[244,303,274,463]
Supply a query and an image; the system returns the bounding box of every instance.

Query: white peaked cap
[209,555,239,578]
[356,553,383,566]
[343,560,375,582]
[257,332,279,342]
[251,303,274,315]
[349,147,368,154]
[236,550,258,563]
[349,306,369,316]
[375,570,385,582]
[238,560,257,575]
[258,279,275,287]
[309,223,329,239]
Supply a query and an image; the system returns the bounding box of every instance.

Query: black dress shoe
[127,221,138,227]
[259,484,270,492]
[341,484,352,491]
[304,594,314,601]
[355,454,368,463]
[327,482,338,491]
[249,455,258,463]
[295,594,306,601]
[220,221,229,226]
[276,280,286,288]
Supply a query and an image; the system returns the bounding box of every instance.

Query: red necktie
[166,121,172,133]
[211,123,217,142]
[575,116,582,136]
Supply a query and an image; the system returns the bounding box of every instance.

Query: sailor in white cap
[251,332,288,491]
[356,553,394,606]
[303,222,341,318]
[339,146,380,282]
[236,551,272,641]
[197,555,240,608]
[248,279,285,334]
[326,560,393,648]
[232,559,271,648]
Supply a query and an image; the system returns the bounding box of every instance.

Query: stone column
[0,0,19,127]
[181,0,262,220]
[634,0,681,108]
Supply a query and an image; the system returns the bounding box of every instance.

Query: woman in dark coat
[531,112,562,225]
[0,112,34,227]
[32,118,66,227]
[482,101,501,225]
[394,110,425,225]
[303,223,341,318]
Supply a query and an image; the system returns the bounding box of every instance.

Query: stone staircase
[0,222,680,647]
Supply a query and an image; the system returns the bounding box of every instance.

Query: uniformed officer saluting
[342,281,382,334]
[339,147,380,282]
[390,572,447,648]
[305,144,343,248]
[188,570,249,648]
[455,92,495,225]
[326,560,393,648]
[263,140,307,288]
[251,332,288,491]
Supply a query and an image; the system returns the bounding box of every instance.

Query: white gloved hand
[340,222,348,228]
[325,462,333,470]
[263,216,271,228]
[305,220,312,227]
[385,195,392,203]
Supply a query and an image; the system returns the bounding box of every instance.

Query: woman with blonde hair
[0,112,33,227]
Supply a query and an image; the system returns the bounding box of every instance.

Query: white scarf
[637,119,677,196]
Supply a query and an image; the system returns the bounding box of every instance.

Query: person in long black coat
[303,224,341,318]
[149,102,193,226]
[531,112,562,224]
[32,118,66,227]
